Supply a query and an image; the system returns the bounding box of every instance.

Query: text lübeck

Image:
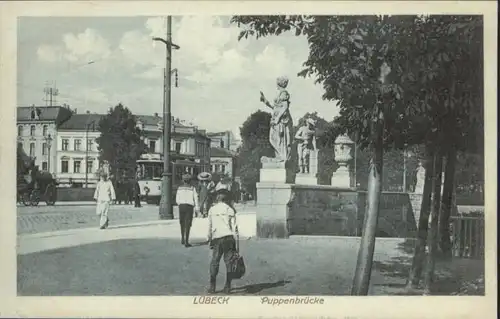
[193,296,230,304]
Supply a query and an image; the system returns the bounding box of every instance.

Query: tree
[403,16,483,292]
[237,110,274,196]
[232,15,421,295]
[232,15,483,294]
[96,103,147,180]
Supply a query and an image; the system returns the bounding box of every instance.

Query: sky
[17,16,340,138]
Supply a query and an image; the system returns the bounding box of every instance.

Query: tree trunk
[406,144,435,289]
[438,147,457,259]
[423,152,444,295]
[351,121,383,295]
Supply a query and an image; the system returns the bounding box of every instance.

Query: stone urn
[331,134,354,187]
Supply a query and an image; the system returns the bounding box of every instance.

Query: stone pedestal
[256,156,294,238]
[256,182,293,238]
[260,161,287,183]
[331,166,351,188]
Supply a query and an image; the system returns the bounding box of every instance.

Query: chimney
[154,112,159,117]
[86,110,90,114]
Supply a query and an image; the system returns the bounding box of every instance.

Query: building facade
[16,105,73,176]
[207,130,241,152]
[51,112,211,187]
[210,147,236,179]
[136,115,211,172]
[56,113,102,187]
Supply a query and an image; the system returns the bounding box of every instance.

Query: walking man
[197,172,212,218]
[133,178,141,207]
[175,173,199,247]
[94,172,116,229]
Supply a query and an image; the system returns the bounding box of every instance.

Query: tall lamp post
[45,134,53,172]
[153,16,180,220]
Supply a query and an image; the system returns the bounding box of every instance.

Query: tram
[136,153,205,205]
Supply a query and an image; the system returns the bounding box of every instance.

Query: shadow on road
[231,280,292,294]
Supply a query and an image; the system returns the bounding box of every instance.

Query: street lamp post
[153,16,180,220]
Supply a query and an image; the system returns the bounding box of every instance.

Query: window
[18,126,23,136]
[42,162,48,171]
[42,143,48,155]
[42,125,48,136]
[62,139,69,151]
[74,139,82,151]
[74,160,81,173]
[30,125,35,136]
[87,139,94,151]
[29,143,35,157]
[149,140,156,153]
[221,165,226,174]
[220,140,225,148]
[18,142,23,150]
[61,160,69,173]
[86,160,93,173]
[175,142,182,153]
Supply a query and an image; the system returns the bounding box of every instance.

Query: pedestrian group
[93,170,245,294]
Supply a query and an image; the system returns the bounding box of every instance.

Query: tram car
[136,153,205,205]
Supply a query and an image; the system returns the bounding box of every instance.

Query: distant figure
[197,172,212,218]
[207,188,239,294]
[206,176,219,211]
[175,174,199,247]
[133,179,141,207]
[94,172,116,230]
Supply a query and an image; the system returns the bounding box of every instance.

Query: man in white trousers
[94,172,116,229]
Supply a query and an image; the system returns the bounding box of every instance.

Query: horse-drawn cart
[18,170,58,206]
[17,145,57,206]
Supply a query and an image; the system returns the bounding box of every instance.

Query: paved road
[17,202,257,235]
[17,204,166,235]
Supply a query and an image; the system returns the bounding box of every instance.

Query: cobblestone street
[17,202,256,235]
[17,204,177,235]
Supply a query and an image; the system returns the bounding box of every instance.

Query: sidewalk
[17,212,257,255]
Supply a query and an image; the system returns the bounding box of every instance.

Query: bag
[230,233,246,279]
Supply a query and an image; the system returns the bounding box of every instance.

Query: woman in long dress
[260,76,293,162]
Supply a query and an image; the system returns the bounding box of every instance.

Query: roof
[137,115,188,127]
[136,115,162,126]
[59,114,193,131]
[210,147,234,158]
[17,106,73,124]
[58,114,104,130]
[207,131,230,136]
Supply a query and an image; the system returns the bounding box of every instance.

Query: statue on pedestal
[295,118,317,174]
[259,76,293,163]
[414,161,426,194]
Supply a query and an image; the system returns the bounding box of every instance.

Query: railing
[450,214,485,259]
